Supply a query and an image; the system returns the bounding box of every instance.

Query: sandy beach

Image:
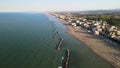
[56,17,120,68]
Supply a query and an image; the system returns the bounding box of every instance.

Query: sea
[0,12,113,68]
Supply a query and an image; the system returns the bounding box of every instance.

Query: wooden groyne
[52,22,56,26]
[52,31,59,39]
[56,38,63,51]
[54,31,59,35]
[63,49,70,68]
[53,27,57,32]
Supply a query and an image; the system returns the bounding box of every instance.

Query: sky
[0,0,120,12]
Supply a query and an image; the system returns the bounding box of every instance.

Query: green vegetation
[86,15,120,27]
[109,17,120,27]
[73,13,120,28]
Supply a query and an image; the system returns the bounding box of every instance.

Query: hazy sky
[0,0,120,12]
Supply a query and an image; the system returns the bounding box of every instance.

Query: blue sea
[0,12,113,68]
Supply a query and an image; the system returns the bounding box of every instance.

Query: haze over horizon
[0,0,120,12]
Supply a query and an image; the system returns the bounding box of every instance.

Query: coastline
[54,16,120,68]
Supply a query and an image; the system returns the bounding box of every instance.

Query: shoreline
[53,16,120,68]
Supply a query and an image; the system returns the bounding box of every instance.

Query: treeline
[72,13,120,28]
[86,15,120,28]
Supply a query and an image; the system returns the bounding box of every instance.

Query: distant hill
[72,9,120,15]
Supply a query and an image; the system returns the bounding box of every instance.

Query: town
[51,12,120,45]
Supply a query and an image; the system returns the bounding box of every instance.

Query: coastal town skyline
[0,0,120,12]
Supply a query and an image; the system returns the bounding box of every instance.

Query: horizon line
[0,8,120,13]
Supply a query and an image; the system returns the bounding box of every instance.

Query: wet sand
[56,17,120,68]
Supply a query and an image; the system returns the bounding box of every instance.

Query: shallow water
[0,13,113,68]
